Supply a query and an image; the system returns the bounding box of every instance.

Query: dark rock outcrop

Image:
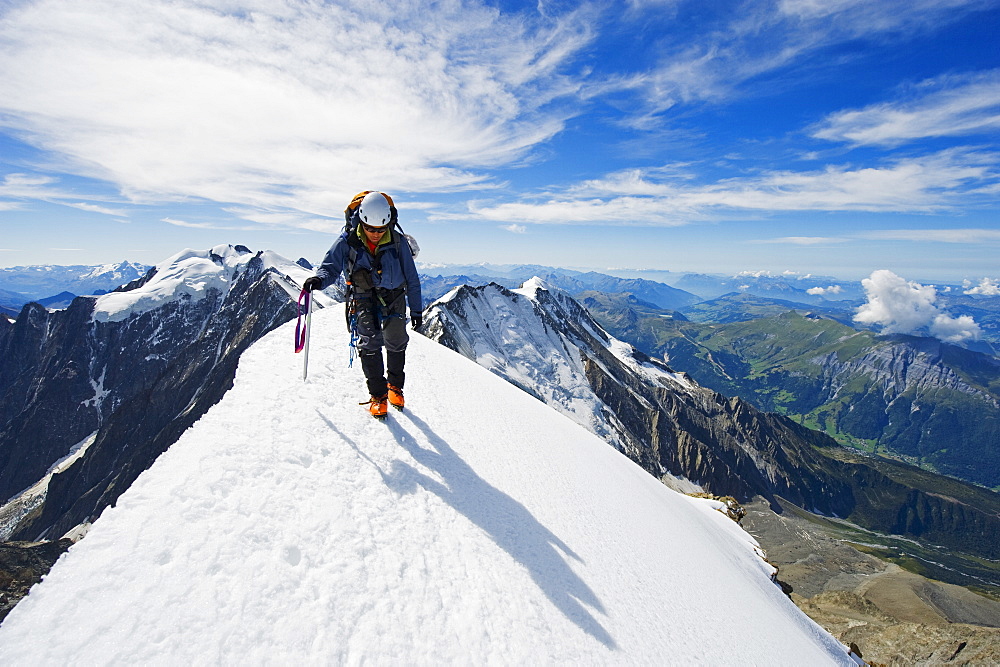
[0,247,309,541]
[0,539,73,622]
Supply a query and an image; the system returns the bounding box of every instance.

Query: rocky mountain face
[423,280,1000,565]
[0,539,72,622]
[0,245,314,541]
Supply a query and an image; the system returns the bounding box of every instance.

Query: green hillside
[582,293,1000,490]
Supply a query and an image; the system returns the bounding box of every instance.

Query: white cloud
[66,202,129,217]
[854,269,981,343]
[807,285,842,295]
[860,228,1000,243]
[470,150,999,224]
[812,70,1000,146]
[778,0,984,27]
[501,224,528,234]
[162,217,268,232]
[0,0,593,221]
[163,218,218,229]
[0,172,131,215]
[964,277,1000,295]
[930,313,981,342]
[0,174,58,190]
[754,237,848,245]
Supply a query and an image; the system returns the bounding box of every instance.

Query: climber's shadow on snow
[383,412,616,649]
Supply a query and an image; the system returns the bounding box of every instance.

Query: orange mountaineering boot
[361,394,388,419]
[387,384,404,411]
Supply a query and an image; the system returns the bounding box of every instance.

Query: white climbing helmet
[357,191,393,229]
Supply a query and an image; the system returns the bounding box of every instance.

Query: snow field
[0,304,851,665]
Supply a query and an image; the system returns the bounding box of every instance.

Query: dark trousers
[355,290,408,397]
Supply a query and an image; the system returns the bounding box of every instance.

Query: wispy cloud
[66,202,129,218]
[858,228,1000,243]
[812,70,1000,146]
[0,172,128,216]
[752,237,849,245]
[470,150,999,224]
[162,217,262,232]
[501,224,527,234]
[222,208,341,234]
[0,173,59,197]
[751,228,1000,246]
[614,0,992,125]
[162,218,218,230]
[0,0,593,222]
[1,0,996,256]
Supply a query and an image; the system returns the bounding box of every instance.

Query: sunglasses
[362,223,388,234]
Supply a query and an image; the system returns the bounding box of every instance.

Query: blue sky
[1,0,999,283]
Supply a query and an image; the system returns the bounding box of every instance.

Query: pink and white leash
[294,288,312,380]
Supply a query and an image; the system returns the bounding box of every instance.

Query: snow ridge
[425,279,697,453]
[0,304,852,664]
[92,244,312,323]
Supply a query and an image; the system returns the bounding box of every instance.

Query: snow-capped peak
[514,275,552,297]
[79,260,149,282]
[92,245,315,323]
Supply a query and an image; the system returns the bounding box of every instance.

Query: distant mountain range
[418,265,700,311]
[672,271,868,303]
[0,261,151,317]
[417,263,868,302]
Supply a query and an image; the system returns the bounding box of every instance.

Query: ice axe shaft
[303,291,312,381]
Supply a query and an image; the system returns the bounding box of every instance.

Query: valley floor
[742,499,1000,665]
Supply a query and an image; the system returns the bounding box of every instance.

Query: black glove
[411,312,423,330]
[303,276,323,292]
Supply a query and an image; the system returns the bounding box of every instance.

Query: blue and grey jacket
[314,224,423,315]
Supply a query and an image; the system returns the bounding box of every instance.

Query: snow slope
[0,305,853,665]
